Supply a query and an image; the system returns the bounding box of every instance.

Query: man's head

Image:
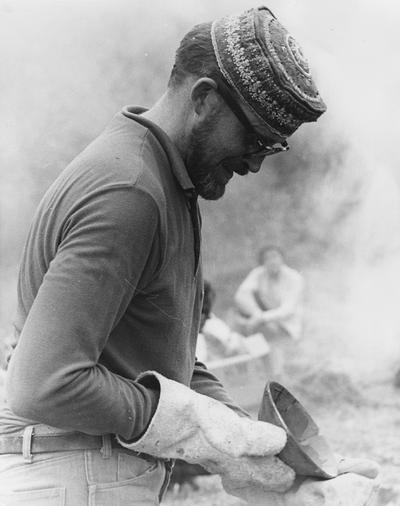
[168,7,326,200]
[258,245,285,277]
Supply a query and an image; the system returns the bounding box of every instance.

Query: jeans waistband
[0,425,168,465]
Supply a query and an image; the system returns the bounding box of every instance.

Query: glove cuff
[116,371,287,462]
[116,371,197,457]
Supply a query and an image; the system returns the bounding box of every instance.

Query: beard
[186,116,253,200]
[186,118,227,200]
[186,118,252,200]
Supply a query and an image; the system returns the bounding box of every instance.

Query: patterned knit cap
[211,6,327,138]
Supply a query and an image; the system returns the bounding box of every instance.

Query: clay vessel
[258,381,338,478]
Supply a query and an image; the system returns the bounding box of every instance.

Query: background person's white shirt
[234,265,304,340]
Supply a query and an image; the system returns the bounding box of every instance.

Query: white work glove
[116,371,295,495]
[237,454,380,506]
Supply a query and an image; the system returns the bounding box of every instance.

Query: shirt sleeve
[190,361,251,418]
[261,272,304,322]
[234,267,263,316]
[6,186,161,440]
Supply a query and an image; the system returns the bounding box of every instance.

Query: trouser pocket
[0,487,65,505]
[87,451,166,506]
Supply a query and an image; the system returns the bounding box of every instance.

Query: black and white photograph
[0,1,399,504]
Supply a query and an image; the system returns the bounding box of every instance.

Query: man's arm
[190,360,250,418]
[6,186,160,441]
[260,273,304,323]
[234,267,263,317]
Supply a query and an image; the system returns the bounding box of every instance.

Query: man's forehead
[239,96,287,145]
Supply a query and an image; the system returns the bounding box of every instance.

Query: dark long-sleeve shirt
[1,106,246,440]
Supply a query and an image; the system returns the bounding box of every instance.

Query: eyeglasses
[216,77,289,157]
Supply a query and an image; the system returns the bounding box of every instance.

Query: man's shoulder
[57,115,169,207]
[248,266,264,277]
[75,115,165,185]
[282,265,304,285]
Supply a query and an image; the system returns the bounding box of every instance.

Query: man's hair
[202,280,216,319]
[168,22,220,88]
[257,245,285,265]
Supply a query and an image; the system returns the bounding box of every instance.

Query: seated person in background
[196,280,248,363]
[232,245,304,339]
[230,245,304,376]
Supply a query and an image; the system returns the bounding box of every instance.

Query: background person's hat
[211,6,327,138]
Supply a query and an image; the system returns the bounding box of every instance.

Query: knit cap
[211,6,327,137]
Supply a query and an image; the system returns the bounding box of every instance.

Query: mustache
[221,157,250,176]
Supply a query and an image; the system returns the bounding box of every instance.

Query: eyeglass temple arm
[216,77,288,149]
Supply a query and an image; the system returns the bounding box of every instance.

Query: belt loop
[100,434,112,459]
[22,426,34,463]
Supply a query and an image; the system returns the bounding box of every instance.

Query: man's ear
[190,78,221,118]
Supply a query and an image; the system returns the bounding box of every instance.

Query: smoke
[200,0,400,380]
[274,0,400,380]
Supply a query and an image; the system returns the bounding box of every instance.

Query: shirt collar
[121,105,195,197]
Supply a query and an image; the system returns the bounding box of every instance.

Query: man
[232,245,304,376]
[234,245,304,340]
[0,6,378,506]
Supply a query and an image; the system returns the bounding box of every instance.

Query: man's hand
[246,311,266,332]
[239,455,380,506]
[336,454,380,479]
[219,454,295,498]
[117,372,295,495]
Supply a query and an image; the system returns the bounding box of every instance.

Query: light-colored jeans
[0,430,171,505]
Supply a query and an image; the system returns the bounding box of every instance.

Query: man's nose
[247,156,265,173]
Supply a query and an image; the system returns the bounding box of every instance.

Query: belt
[0,430,155,461]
